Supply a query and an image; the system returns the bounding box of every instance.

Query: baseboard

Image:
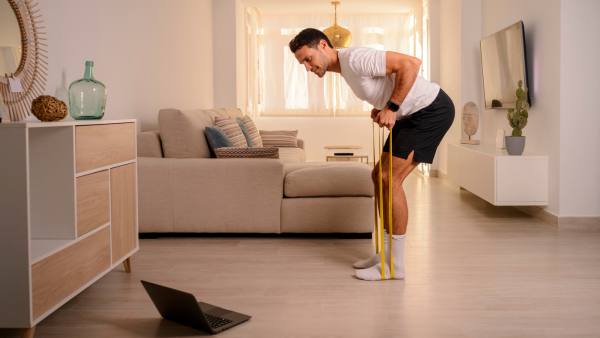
[516,206,559,225]
[516,206,600,229]
[414,167,441,178]
[139,232,372,239]
[557,217,600,229]
[430,169,442,178]
[414,169,444,178]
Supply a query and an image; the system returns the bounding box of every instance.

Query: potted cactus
[505,80,528,155]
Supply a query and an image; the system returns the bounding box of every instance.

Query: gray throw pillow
[204,126,232,157]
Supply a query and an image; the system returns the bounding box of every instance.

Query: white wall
[459,0,484,144]
[235,0,248,111]
[559,0,600,217]
[39,0,214,131]
[436,0,463,175]
[481,0,562,215]
[213,0,238,108]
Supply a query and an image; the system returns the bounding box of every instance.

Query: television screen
[480,21,531,109]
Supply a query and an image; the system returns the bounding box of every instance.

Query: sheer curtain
[246,2,426,117]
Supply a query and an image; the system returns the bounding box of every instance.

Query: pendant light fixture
[323,0,351,48]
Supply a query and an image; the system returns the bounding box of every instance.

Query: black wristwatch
[386,100,400,112]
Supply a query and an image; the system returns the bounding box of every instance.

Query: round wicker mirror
[0,1,22,75]
[0,0,46,122]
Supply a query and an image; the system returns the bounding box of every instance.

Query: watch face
[387,100,400,112]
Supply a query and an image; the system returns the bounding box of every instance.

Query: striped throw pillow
[259,130,298,148]
[237,115,263,147]
[215,147,279,159]
[214,117,248,148]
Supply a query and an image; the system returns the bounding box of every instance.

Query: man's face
[294,41,328,78]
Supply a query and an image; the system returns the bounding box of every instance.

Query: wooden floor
[3,175,600,338]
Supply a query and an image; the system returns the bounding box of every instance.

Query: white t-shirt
[337,47,440,118]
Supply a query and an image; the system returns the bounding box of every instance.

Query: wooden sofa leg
[123,257,132,273]
[22,326,35,338]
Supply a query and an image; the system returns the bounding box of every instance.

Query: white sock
[352,231,389,269]
[354,235,405,281]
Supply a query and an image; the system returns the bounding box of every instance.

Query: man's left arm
[376,52,422,129]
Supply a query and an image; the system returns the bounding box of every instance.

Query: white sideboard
[447,143,548,206]
[0,120,138,337]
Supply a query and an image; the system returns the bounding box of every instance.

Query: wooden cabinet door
[110,163,138,264]
[32,228,111,320]
[75,123,135,173]
[76,171,110,237]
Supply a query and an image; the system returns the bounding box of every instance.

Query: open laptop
[141,280,251,334]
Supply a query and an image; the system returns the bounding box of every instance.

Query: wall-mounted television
[480,21,531,109]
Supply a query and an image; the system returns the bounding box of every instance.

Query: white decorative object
[447,143,548,206]
[496,129,506,149]
[8,76,23,92]
[461,101,480,145]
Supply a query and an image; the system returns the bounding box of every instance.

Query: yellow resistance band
[375,125,394,280]
[372,123,379,254]
[378,128,385,279]
[388,131,394,279]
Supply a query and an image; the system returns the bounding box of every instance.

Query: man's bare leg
[352,160,388,268]
[382,151,418,235]
[355,151,418,280]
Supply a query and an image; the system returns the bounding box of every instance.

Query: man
[289,28,454,281]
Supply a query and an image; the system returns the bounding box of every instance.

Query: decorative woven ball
[31,95,68,122]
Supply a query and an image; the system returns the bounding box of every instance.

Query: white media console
[447,143,548,206]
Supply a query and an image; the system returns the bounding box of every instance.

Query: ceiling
[240,0,418,15]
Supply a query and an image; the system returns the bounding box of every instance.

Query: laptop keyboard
[205,314,233,328]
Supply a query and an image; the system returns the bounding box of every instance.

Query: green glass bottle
[68,61,106,120]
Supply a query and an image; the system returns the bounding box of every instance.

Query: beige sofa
[137,107,374,234]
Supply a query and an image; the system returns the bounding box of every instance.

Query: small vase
[68,61,106,120]
[505,136,525,155]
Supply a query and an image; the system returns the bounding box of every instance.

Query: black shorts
[382,89,455,164]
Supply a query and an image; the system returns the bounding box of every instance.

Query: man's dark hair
[289,28,333,53]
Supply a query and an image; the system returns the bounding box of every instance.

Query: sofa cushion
[284,162,373,197]
[278,147,306,163]
[281,197,374,233]
[158,108,242,158]
[204,126,232,157]
[215,147,279,159]
[214,116,248,148]
[137,131,163,158]
[237,115,263,147]
[260,130,298,148]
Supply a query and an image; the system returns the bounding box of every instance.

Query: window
[283,47,308,110]
[246,2,428,117]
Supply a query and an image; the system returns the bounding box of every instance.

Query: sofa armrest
[138,157,284,233]
[137,130,163,158]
